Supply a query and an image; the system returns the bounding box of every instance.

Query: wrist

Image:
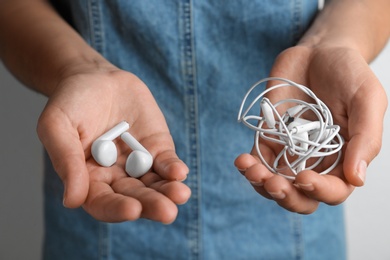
[48,54,118,97]
[58,55,117,82]
[297,34,362,60]
[297,0,390,62]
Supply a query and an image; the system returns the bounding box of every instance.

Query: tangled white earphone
[238,77,344,180]
[91,121,153,178]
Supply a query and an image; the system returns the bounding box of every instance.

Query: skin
[0,0,191,224]
[235,0,390,213]
[37,69,192,223]
[0,0,389,221]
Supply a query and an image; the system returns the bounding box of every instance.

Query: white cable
[238,77,344,180]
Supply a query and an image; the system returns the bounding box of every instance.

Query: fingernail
[63,197,67,208]
[237,168,246,175]
[296,183,314,191]
[250,180,263,187]
[269,191,286,200]
[357,160,367,184]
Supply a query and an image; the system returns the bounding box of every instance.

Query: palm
[84,159,188,223]
[38,69,190,223]
[235,46,386,213]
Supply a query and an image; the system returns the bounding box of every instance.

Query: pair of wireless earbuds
[91,121,153,178]
[238,77,344,180]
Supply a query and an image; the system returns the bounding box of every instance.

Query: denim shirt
[44,1,346,259]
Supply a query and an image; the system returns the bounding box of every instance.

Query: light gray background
[1,42,389,259]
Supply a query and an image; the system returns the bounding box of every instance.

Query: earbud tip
[91,140,117,167]
[125,151,153,178]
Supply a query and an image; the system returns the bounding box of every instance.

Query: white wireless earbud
[91,121,153,178]
[91,121,130,167]
[120,132,153,178]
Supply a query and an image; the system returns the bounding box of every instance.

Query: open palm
[235,45,387,214]
[37,68,191,223]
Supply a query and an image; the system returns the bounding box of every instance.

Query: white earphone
[120,131,153,178]
[238,77,344,180]
[91,121,153,178]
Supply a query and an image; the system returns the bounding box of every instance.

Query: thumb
[37,112,89,208]
[343,82,387,186]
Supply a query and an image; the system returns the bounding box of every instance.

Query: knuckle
[369,137,383,158]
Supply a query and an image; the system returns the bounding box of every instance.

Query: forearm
[299,0,390,62]
[0,0,112,96]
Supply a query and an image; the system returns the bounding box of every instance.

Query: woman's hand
[37,66,190,223]
[235,45,387,214]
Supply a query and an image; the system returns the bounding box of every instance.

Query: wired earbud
[260,98,276,129]
[91,121,153,178]
[238,77,344,180]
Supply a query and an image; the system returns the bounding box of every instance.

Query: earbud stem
[120,132,149,154]
[98,121,130,140]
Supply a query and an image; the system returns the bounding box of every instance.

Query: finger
[235,152,275,199]
[135,132,189,181]
[111,178,179,224]
[263,175,320,214]
[140,172,191,205]
[239,155,320,213]
[37,111,89,208]
[243,163,274,199]
[295,169,355,205]
[343,80,387,186]
[234,153,260,174]
[152,149,189,181]
[83,180,142,222]
[235,155,274,199]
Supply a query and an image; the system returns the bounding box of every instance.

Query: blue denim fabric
[44,1,346,259]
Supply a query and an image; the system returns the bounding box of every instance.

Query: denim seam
[291,0,303,44]
[98,222,110,260]
[86,1,109,256]
[291,214,304,260]
[180,0,202,259]
[87,0,105,55]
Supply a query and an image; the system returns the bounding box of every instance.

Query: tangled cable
[238,77,344,180]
